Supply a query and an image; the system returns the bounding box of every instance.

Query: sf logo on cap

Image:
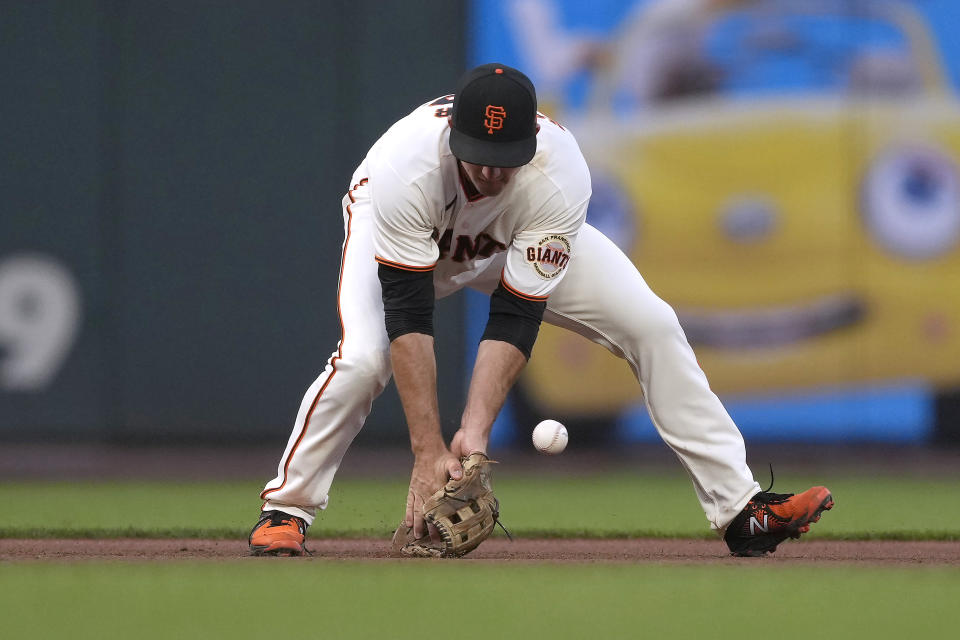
[484,105,506,134]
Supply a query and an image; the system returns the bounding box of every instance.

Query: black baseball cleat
[724,486,834,557]
[249,510,308,557]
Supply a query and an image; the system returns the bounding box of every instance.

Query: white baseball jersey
[360,96,591,300]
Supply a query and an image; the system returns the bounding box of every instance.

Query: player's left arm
[452,334,531,456]
[452,194,589,455]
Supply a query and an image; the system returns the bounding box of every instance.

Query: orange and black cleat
[724,486,834,557]
[249,510,308,557]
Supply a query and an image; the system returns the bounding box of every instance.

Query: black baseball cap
[449,63,538,168]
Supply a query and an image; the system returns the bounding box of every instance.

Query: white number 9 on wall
[0,253,82,391]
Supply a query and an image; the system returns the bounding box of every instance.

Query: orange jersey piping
[375,256,436,272]
[346,177,368,203]
[500,274,549,302]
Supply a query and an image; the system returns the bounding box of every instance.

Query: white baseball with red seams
[532,419,568,454]
[257,94,761,532]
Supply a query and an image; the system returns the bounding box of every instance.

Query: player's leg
[544,223,762,530]
[258,183,392,526]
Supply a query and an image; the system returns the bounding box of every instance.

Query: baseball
[532,419,568,455]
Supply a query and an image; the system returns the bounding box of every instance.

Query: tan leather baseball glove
[391,452,502,558]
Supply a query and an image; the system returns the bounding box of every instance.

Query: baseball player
[249,63,833,558]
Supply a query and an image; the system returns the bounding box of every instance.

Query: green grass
[2,472,959,540]
[5,472,957,639]
[2,563,958,639]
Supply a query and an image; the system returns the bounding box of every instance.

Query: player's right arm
[370,158,461,539]
[387,332,461,539]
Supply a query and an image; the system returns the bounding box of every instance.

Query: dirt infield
[2,538,958,565]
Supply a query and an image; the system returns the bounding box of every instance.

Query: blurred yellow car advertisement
[521,1,960,417]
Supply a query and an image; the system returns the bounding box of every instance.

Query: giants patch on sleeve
[525,235,571,279]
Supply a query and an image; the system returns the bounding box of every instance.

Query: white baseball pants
[260,187,760,531]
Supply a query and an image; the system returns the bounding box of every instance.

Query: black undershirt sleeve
[378,263,435,342]
[480,281,547,359]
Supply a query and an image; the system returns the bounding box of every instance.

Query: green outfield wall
[0,1,466,443]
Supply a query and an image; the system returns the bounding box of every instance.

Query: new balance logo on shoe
[749,515,769,534]
[724,486,834,557]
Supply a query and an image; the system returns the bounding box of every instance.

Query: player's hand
[406,449,462,540]
[450,428,488,460]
